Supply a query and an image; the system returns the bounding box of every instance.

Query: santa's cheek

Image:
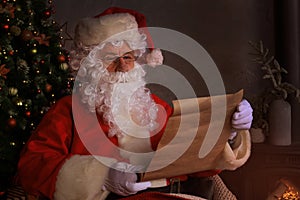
[106,64,116,72]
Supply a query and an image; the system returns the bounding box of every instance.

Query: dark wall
[53,0,275,99]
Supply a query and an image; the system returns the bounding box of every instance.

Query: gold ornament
[10,25,21,36]
[59,63,69,71]
[8,87,18,96]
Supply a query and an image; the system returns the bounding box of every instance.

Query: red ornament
[0,64,10,79]
[57,54,66,62]
[44,10,51,18]
[45,83,52,92]
[8,118,17,128]
[3,24,9,29]
[25,111,31,117]
[21,30,33,41]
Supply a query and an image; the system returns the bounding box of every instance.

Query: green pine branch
[248,40,300,133]
[249,40,300,102]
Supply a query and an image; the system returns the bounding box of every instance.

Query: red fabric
[94,7,155,50]
[17,96,75,198]
[17,94,172,199]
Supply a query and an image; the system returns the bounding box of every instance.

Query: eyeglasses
[101,52,137,66]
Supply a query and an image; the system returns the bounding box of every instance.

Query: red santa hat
[74,7,163,66]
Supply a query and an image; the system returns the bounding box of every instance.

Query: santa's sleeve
[17,96,74,198]
[17,96,116,199]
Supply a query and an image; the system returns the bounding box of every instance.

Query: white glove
[103,162,151,196]
[232,99,253,130]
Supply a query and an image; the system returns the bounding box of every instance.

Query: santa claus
[17,7,253,200]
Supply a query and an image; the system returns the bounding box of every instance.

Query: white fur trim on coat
[54,155,117,200]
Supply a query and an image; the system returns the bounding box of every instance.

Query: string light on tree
[16,100,23,106]
[31,48,37,54]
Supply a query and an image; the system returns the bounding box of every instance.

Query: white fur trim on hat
[74,13,139,47]
[54,155,117,200]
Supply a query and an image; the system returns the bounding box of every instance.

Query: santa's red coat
[17,94,220,199]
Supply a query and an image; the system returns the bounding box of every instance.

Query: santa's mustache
[101,63,146,84]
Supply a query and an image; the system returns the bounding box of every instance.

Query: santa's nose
[115,57,129,72]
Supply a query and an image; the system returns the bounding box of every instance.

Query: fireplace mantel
[221,143,300,200]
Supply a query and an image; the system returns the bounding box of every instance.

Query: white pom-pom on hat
[146,48,163,67]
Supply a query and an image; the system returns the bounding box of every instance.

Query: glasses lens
[122,54,135,63]
[102,52,136,65]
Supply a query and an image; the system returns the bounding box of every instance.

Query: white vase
[268,99,291,145]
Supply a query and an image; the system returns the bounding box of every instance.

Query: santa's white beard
[80,63,159,138]
[79,63,159,165]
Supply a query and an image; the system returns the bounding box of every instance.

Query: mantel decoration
[249,41,300,145]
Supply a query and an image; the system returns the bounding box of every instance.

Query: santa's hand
[231,99,253,130]
[103,162,151,196]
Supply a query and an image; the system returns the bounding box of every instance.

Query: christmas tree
[0,0,72,189]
